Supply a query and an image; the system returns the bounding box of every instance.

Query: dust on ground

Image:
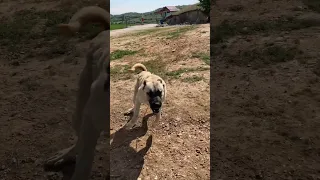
[211,0,320,179]
[0,0,210,179]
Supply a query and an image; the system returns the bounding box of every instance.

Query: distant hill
[111,5,190,24]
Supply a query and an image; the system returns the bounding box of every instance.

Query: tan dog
[124,63,166,130]
[44,6,110,180]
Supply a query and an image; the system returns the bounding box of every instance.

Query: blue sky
[110,0,199,15]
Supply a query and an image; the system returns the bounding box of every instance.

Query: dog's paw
[43,146,76,171]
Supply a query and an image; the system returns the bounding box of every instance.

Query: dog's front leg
[71,113,100,180]
[124,101,141,130]
[71,73,109,180]
[151,109,162,129]
[73,65,92,137]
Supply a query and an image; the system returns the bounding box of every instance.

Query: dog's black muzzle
[149,97,162,114]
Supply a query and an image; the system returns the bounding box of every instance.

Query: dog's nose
[152,108,160,113]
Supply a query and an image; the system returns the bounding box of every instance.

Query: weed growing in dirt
[111,50,138,61]
[134,29,161,36]
[192,52,210,65]
[227,44,301,68]
[182,75,204,83]
[165,25,197,39]
[212,18,314,44]
[303,0,320,13]
[228,5,244,12]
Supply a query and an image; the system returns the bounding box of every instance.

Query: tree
[198,0,211,16]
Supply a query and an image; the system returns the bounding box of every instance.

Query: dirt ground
[109,24,210,179]
[0,1,210,180]
[211,0,320,179]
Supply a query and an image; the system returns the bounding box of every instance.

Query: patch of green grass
[110,58,167,80]
[110,64,131,80]
[111,24,130,30]
[165,25,197,39]
[192,52,210,65]
[111,50,138,61]
[227,44,302,68]
[0,10,39,50]
[182,75,204,83]
[110,59,210,81]
[166,66,209,79]
[212,18,314,44]
[303,0,320,13]
[0,8,104,60]
[142,58,167,75]
[0,9,75,42]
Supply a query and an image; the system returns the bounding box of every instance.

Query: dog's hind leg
[124,82,139,116]
[124,100,141,130]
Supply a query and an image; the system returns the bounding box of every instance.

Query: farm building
[154,6,180,24]
[164,4,208,25]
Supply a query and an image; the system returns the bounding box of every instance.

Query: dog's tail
[57,6,110,36]
[129,63,148,72]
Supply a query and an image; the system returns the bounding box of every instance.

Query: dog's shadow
[109,113,154,179]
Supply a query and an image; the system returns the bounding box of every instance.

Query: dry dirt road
[211,0,320,179]
[111,24,158,37]
[0,1,210,179]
